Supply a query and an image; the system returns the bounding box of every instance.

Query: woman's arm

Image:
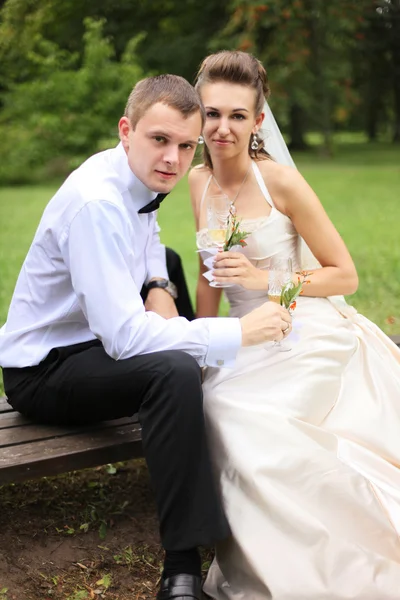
[269,165,358,297]
[188,167,223,317]
[196,256,223,317]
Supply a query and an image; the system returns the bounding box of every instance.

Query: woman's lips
[213,139,232,146]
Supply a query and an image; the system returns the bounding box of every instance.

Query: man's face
[119,102,202,193]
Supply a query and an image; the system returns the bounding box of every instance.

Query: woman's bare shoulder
[256,158,310,214]
[189,163,211,180]
[188,165,212,216]
[188,164,211,199]
[256,157,302,190]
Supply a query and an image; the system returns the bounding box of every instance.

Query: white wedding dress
[197,162,400,600]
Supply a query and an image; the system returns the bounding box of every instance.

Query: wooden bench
[0,396,143,485]
[1,335,399,486]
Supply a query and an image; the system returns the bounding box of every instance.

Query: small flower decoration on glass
[267,259,312,352]
[223,207,250,252]
[279,270,312,313]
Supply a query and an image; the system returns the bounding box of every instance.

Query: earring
[251,134,259,151]
[198,135,204,145]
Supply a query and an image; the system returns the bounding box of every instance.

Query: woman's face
[200,82,264,160]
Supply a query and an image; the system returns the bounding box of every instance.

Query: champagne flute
[207,192,234,288]
[267,257,293,352]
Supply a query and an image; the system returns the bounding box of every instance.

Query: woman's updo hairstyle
[195,50,271,168]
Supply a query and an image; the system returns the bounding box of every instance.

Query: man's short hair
[124,74,205,129]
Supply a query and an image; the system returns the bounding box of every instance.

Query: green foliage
[353,0,400,142]
[0,0,228,85]
[217,2,366,126]
[280,279,303,310]
[0,18,145,184]
[1,0,399,153]
[96,573,112,590]
[223,213,250,251]
[66,591,88,600]
[211,0,399,150]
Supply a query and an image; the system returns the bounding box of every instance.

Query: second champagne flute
[267,257,293,352]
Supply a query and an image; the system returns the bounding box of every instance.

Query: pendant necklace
[212,163,251,215]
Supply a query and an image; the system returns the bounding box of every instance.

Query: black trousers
[3,250,229,551]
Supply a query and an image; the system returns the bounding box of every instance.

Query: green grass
[1,141,400,394]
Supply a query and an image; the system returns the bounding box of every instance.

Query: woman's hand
[212,251,268,290]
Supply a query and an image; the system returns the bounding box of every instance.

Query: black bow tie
[138,193,169,214]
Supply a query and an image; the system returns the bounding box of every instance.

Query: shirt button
[216,359,224,366]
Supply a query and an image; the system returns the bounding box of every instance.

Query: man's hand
[240,302,292,346]
[145,288,179,319]
[212,251,268,290]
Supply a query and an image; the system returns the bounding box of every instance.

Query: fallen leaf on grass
[96,573,112,589]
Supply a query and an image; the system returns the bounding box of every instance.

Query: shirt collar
[110,142,158,210]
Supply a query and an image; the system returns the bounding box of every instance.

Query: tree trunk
[288,103,309,151]
[391,2,400,142]
[365,9,384,142]
[393,81,400,142]
[304,0,333,156]
[367,98,379,141]
[366,69,381,141]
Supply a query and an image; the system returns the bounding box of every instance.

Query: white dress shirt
[0,143,242,369]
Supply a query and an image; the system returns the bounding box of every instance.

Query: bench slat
[0,412,31,428]
[0,416,140,447]
[0,400,13,414]
[0,421,143,484]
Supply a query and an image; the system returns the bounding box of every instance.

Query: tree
[0,0,229,86]
[211,0,372,153]
[350,1,400,143]
[378,0,400,142]
[0,18,145,183]
[360,6,391,141]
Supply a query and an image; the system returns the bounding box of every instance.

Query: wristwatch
[147,278,178,300]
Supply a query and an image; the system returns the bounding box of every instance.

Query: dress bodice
[196,161,302,317]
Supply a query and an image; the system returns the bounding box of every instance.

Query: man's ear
[118,116,132,150]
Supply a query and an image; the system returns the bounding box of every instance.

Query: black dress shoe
[157,573,203,599]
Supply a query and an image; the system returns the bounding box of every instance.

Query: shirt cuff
[205,318,242,368]
[145,258,169,284]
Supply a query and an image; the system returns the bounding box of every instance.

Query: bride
[189,50,400,599]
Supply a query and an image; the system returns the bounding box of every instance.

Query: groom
[0,74,291,599]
